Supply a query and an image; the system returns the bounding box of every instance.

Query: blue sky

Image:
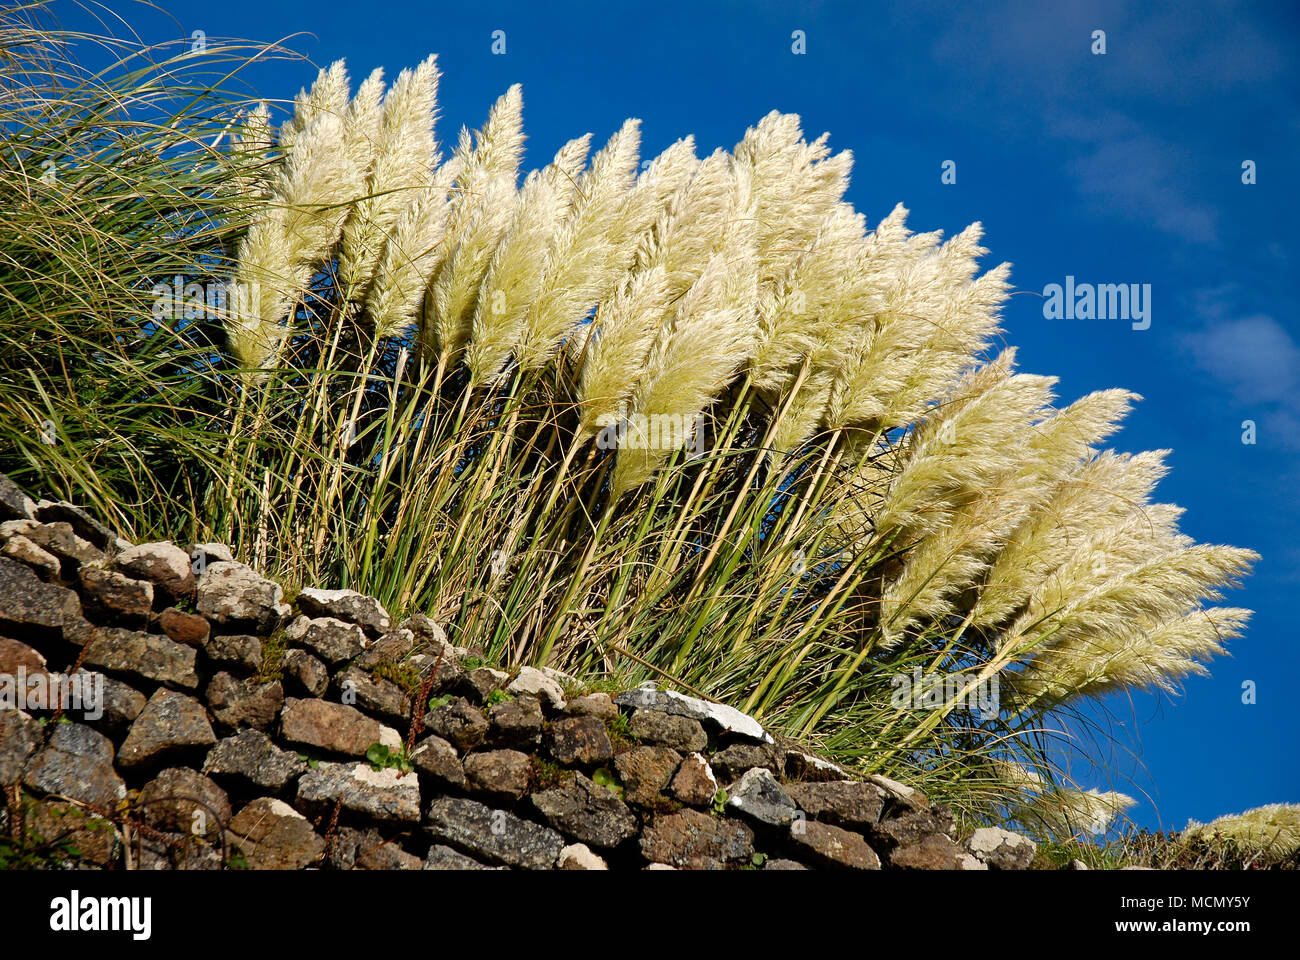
[64,0,1298,831]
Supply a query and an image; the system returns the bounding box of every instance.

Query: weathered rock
[530,772,639,848]
[280,697,399,757]
[71,669,146,734]
[563,692,619,721]
[558,843,609,870]
[282,648,329,697]
[0,556,92,643]
[136,832,225,871]
[201,633,262,673]
[157,607,210,646]
[205,672,283,732]
[545,715,614,765]
[137,767,231,838]
[726,767,798,828]
[335,666,410,724]
[709,742,783,782]
[285,615,366,667]
[295,588,392,638]
[640,809,755,869]
[788,820,881,870]
[487,694,544,749]
[891,833,984,870]
[421,697,488,752]
[33,501,117,553]
[423,844,501,870]
[410,735,466,790]
[297,762,421,822]
[460,666,510,703]
[203,729,307,793]
[0,635,45,673]
[614,745,683,807]
[0,473,36,521]
[966,826,1037,870]
[629,709,707,752]
[464,749,532,803]
[23,722,126,811]
[353,835,422,870]
[115,541,195,604]
[784,748,850,783]
[352,626,414,670]
[764,858,811,870]
[118,688,216,769]
[1,520,103,574]
[78,566,153,625]
[507,666,566,710]
[669,752,719,807]
[196,561,289,634]
[868,773,930,812]
[189,542,233,570]
[786,780,886,830]
[614,686,771,742]
[228,797,325,869]
[869,805,956,850]
[82,627,199,690]
[425,797,564,869]
[0,708,42,782]
[2,535,60,579]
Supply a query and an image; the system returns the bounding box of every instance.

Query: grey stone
[0,556,92,643]
[530,772,639,848]
[0,473,36,521]
[966,826,1037,870]
[558,843,609,870]
[410,735,466,790]
[137,767,231,838]
[726,767,798,828]
[334,666,410,724]
[295,588,392,638]
[614,745,682,807]
[486,694,544,749]
[23,722,126,810]
[78,566,153,625]
[709,741,783,781]
[613,687,771,742]
[628,709,707,752]
[285,615,366,666]
[83,627,199,690]
[203,729,307,792]
[788,820,881,870]
[545,714,614,765]
[196,561,289,634]
[282,648,329,697]
[72,669,146,734]
[506,666,566,710]
[464,749,532,803]
[2,535,60,579]
[425,797,564,870]
[118,688,216,769]
[115,541,195,604]
[297,762,421,823]
[786,780,886,830]
[421,697,488,752]
[423,843,501,870]
[0,708,42,782]
[205,672,282,732]
[640,809,755,869]
[228,797,324,869]
[891,833,984,870]
[563,692,619,721]
[201,633,262,672]
[32,500,117,552]
[280,697,400,757]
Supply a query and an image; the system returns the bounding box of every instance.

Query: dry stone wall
[0,472,1037,871]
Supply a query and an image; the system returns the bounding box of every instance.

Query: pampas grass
[2,32,1263,837]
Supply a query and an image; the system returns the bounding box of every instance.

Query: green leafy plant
[365,742,414,774]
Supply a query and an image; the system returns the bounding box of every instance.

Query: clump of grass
[257,629,287,684]
[0,10,1261,837]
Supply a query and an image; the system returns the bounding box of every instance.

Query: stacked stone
[0,473,1037,871]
